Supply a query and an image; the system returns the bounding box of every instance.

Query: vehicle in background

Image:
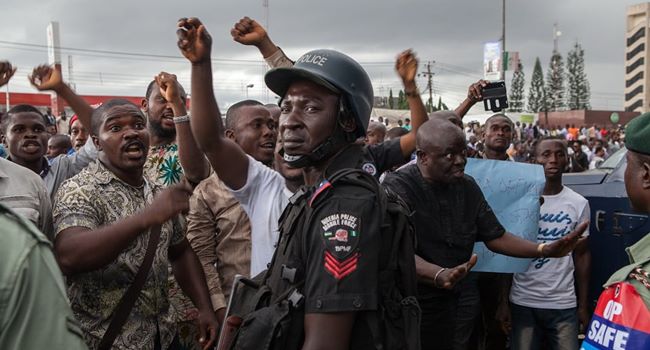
[564,147,649,308]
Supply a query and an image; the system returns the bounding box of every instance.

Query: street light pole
[246,84,254,98]
[501,0,506,81]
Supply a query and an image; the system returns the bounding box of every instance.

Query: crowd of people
[1,15,649,350]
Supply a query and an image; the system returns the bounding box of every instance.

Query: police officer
[262,49,387,349]
[176,17,396,350]
[580,113,650,349]
[0,203,88,350]
[615,113,650,307]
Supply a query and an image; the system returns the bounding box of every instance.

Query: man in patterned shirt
[142,72,209,187]
[53,99,218,350]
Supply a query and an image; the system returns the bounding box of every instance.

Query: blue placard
[464,158,545,273]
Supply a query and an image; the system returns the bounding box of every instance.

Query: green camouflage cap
[626,112,650,155]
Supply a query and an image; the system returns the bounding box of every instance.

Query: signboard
[503,51,520,71]
[484,42,502,80]
[465,158,545,273]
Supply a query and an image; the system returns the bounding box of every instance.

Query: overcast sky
[0,0,640,113]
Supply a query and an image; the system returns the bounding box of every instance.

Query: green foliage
[567,42,591,110]
[528,57,547,113]
[546,51,566,111]
[509,63,525,112]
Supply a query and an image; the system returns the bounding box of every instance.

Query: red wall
[0,92,144,110]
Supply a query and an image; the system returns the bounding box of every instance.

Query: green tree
[437,96,449,111]
[388,89,394,109]
[509,63,525,112]
[567,42,591,110]
[424,96,433,112]
[397,89,409,109]
[528,57,546,113]
[546,51,566,111]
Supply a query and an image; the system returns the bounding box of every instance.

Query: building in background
[625,3,650,112]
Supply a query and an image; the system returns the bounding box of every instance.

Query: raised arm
[29,65,93,130]
[454,80,488,120]
[396,50,428,157]
[177,17,250,190]
[154,71,210,185]
[230,17,294,69]
[0,61,17,87]
[231,16,279,59]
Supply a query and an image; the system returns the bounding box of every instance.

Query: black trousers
[419,293,458,350]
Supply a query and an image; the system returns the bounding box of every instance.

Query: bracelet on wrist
[537,243,547,258]
[433,268,446,288]
[173,114,190,124]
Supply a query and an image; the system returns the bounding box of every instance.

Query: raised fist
[230,17,268,47]
[0,61,17,88]
[155,72,182,104]
[177,17,212,64]
[396,49,418,83]
[28,65,65,92]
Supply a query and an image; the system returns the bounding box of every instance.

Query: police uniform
[581,113,650,349]
[0,203,88,350]
[263,144,383,349]
[363,137,410,179]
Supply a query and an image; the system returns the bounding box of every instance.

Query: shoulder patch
[361,162,377,176]
[321,212,360,281]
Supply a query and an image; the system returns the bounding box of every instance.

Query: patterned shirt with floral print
[53,160,185,350]
[145,142,184,187]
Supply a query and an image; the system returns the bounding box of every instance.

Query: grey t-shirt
[45,139,98,202]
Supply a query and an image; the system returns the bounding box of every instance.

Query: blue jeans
[511,303,579,350]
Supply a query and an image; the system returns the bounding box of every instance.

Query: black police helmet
[265,49,373,138]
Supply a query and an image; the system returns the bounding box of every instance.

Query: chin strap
[281,134,342,168]
[281,98,357,168]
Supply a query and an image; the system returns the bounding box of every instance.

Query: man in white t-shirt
[509,137,591,350]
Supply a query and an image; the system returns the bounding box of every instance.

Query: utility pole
[553,22,562,53]
[67,55,76,92]
[419,61,435,113]
[501,0,506,81]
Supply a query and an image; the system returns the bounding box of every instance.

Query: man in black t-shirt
[383,118,588,350]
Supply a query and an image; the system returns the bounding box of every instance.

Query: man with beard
[382,118,588,350]
[142,72,210,187]
[52,99,219,350]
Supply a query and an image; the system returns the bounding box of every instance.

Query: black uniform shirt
[383,164,505,296]
[363,137,410,179]
[267,144,383,348]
